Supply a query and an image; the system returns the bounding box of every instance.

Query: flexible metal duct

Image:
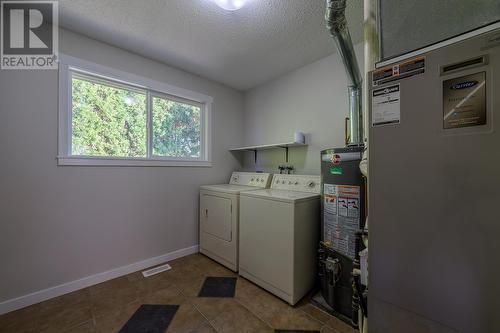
[326,0,363,146]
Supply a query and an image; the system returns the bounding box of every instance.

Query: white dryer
[239,174,321,305]
[199,172,271,271]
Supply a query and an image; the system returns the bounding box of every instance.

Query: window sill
[57,156,212,167]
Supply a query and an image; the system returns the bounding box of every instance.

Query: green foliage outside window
[71,75,202,159]
[152,96,201,158]
[72,77,147,157]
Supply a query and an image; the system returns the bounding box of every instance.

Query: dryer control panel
[229,172,271,188]
[271,174,321,193]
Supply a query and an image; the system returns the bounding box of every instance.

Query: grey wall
[0,29,244,303]
[240,43,364,175]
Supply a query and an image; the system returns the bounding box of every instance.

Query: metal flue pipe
[325,0,364,146]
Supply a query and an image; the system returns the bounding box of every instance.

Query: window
[71,74,148,157]
[58,55,212,166]
[151,94,202,158]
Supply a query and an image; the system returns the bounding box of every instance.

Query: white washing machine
[199,172,271,271]
[239,174,321,305]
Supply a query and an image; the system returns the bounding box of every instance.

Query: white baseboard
[0,245,199,315]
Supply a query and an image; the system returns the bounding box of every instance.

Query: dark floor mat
[119,304,179,333]
[275,330,320,333]
[198,276,237,297]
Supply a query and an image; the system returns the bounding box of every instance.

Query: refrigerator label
[443,72,486,129]
[372,84,400,126]
[323,184,360,259]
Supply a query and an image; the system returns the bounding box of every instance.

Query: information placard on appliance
[443,72,486,129]
[323,184,360,259]
[372,84,400,126]
[372,56,425,86]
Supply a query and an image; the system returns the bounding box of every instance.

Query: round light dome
[211,0,248,11]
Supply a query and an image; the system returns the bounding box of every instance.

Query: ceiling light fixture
[211,0,249,11]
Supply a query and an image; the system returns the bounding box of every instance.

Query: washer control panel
[271,174,321,193]
[229,172,272,188]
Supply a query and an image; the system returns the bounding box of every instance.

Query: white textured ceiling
[58,0,363,91]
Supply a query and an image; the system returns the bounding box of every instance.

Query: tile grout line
[86,287,99,330]
[233,296,275,330]
[232,280,329,332]
[232,276,279,330]
[179,289,221,333]
[32,291,95,332]
[90,291,97,328]
[188,298,221,332]
[64,291,97,331]
[178,273,272,332]
[298,305,331,327]
[321,323,343,333]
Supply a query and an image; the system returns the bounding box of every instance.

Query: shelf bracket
[253,150,257,163]
[277,146,289,163]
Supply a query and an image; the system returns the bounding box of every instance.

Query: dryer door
[200,193,232,241]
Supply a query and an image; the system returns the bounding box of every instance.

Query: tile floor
[0,253,357,333]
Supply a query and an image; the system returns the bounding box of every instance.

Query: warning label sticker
[373,56,425,86]
[323,184,360,259]
[372,84,400,127]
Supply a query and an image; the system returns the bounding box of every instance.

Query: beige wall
[241,43,364,175]
[0,29,244,304]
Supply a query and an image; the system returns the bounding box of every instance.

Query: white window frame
[58,54,213,167]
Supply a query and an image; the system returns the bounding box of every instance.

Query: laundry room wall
[0,28,244,310]
[240,43,364,175]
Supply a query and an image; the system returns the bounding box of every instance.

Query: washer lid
[240,189,320,203]
[200,184,264,194]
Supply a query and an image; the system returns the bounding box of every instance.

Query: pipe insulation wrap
[325,0,364,145]
[325,0,363,89]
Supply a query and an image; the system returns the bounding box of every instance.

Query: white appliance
[239,174,321,305]
[199,172,271,271]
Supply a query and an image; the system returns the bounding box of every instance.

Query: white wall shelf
[230,142,307,163]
